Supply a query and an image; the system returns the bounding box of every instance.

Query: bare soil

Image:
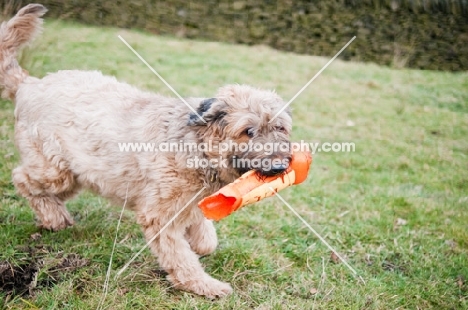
[0,242,88,299]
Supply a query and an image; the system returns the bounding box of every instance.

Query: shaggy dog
[0,4,292,298]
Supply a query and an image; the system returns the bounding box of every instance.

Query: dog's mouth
[235,166,251,176]
[257,166,288,177]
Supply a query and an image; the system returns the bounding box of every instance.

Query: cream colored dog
[0,4,292,298]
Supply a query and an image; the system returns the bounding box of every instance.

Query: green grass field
[0,19,467,309]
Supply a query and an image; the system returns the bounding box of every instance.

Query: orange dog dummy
[198,151,312,220]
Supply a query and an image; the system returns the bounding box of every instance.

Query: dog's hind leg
[12,162,78,231]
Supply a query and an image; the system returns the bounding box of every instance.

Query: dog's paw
[38,211,74,231]
[169,274,233,299]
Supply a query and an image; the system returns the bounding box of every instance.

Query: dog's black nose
[270,162,288,175]
[263,162,289,176]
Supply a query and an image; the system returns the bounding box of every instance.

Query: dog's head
[188,85,292,181]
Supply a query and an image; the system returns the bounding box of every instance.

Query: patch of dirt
[0,261,37,297]
[0,245,89,299]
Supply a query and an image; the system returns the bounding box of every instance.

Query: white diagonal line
[115,187,206,279]
[269,36,356,123]
[118,35,206,124]
[269,187,365,284]
[97,183,129,310]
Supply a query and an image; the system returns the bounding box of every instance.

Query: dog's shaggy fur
[0,4,293,298]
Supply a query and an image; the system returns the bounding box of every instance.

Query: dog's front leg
[137,209,232,298]
[185,218,218,256]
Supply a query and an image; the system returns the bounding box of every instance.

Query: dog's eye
[244,128,254,138]
[276,126,286,133]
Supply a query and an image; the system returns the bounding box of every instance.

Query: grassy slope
[0,19,467,309]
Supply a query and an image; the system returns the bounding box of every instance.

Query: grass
[0,18,467,309]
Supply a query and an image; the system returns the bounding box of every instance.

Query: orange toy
[198,151,312,220]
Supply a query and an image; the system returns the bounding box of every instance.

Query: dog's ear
[188,98,227,126]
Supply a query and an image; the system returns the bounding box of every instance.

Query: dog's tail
[0,4,47,100]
